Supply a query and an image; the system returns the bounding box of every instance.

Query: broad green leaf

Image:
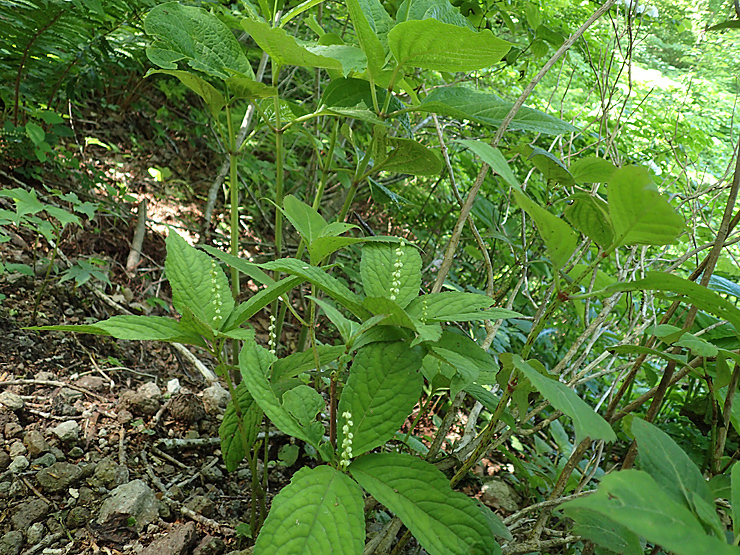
[362,297,418,330]
[219,381,263,472]
[562,507,644,555]
[361,242,421,308]
[631,418,716,514]
[418,87,576,135]
[337,341,424,456]
[564,193,615,248]
[732,462,740,537]
[346,0,386,78]
[309,236,365,264]
[708,19,740,31]
[225,75,278,100]
[27,316,205,346]
[282,385,325,427]
[377,136,442,176]
[318,78,383,123]
[709,275,740,299]
[561,470,738,555]
[44,206,80,229]
[456,140,520,188]
[282,195,327,245]
[569,156,618,183]
[280,0,326,27]
[145,2,254,80]
[432,329,498,382]
[200,246,275,286]
[146,70,225,119]
[465,384,500,412]
[608,345,692,371]
[242,19,344,71]
[0,188,44,217]
[512,188,578,269]
[254,466,364,555]
[239,339,322,447]
[25,121,45,145]
[406,291,522,323]
[388,19,510,72]
[513,356,616,443]
[608,166,685,246]
[526,146,574,186]
[475,500,513,541]
[674,333,719,357]
[602,272,740,333]
[350,453,499,555]
[262,259,369,318]
[224,276,302,330]
[310,296,359,343]
[165,231,234,329]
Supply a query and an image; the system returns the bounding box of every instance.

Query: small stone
[138,382,161,399]
[119,390,160,416]
[0,392,23,411]
[97,479,159,533]
[36,462,83,492]
[4,423,22,439]
[480,478,521,513]
[35,371,56,381]
[166,378,181,395]
[50,447,66,461]
[117,409,133,424]
[184,495,215,518]
[74,375,108,392]
[8,456,28,474]
[8,442,25,458]
[51,420,80,443]
[0,482,10,498]
[11,498,49,530]
[202,383,230,414]
[65,506,91,529]
[8,479,27,499]
[26,522,46,545]
[0,531,23,555]
[140,522,197,555]
[193,535,226,555]
[23,430,49,457]
[0,451,9,471]
[89,456,129,489]
[32,453,57,468]
[200,465,223,483]
[68,446,83,458]
[59,388,83,402]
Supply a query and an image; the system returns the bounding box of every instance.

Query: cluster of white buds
[210,261,224,326]
[339,411,354,469]
[421,296,428,324]
[268,313,277,354]
[389,240,405,302]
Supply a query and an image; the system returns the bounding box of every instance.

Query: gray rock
[184,495,215,518]
[65,506,91,529]
[36,462,83,492]
[32,453,56,468]
[49,447,66,461]
[34,371,56,381]
[138,382,161,399]
[202,383,230,414]
[166,378,181,395]
[4,423,22,439]
[480,478,521,513]
[11,498,49,530]
[0,531,23,555]
[0,392,23,411]
[8,456,28,474]
[89,457,129,489]
[119,390,160,416]
[23,430,49,457]
[74,375,108,392]
[8,480,27,498]
[140,522,197,555]
[0,451,10,471]
[59,388,82,402]
[51,421,80,443]
[193,535,226,555]
[67,446,83,458]
[8,442,25,458]
[97,479,158,533]
[26,522,45,545]
[0,482,10,498]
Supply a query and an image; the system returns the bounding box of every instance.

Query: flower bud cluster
[339,411,354,469]
[268,313,277,354]
[211,261,224,326]
[389,240,405,302]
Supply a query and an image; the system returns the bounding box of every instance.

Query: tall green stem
[225,103,241,365]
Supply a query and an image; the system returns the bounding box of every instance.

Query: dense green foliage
[4,0,740,552]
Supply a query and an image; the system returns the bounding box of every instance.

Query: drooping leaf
[513,356,616,443]
[377,136,442,176]
[346,0,387,78]
[631,418,716,516]
[220,382,263,472]
[145,2,254,80]
[608,165,685,246]
[388,18,510,72]
[417,87,576,135]
[254,466,365,555]
[455,140,520,188]
[337,341,424,456]
[406,291,522,323]
[282,385,325,427]
[361,242,421,308]
[271,344,345,381]
[601,272,740,333]
[562,507,645,555]
[512,188,578,269]
[350,453,500,555]
[569,156,618,184]
[707,19,740,31]
[199,246,274,286]
[362,297,418,330]
[165,231,234,330]
[225,74,278,100]
[561,470,738,555]
[525,146,575,186]
[282,195,327,246]
[564,193,615,248]
[224,276,302,330]
[145,70,225,119]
